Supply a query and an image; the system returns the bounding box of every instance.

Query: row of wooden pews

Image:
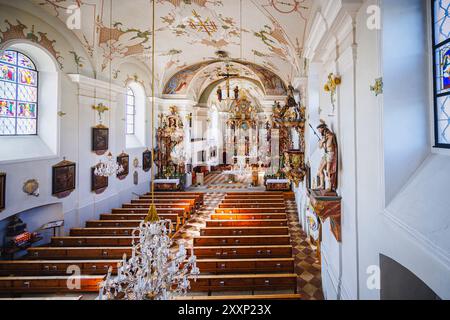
[186,192,303,300]
[0,192,204,296]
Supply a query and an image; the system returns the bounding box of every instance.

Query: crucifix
[218,63,239,98]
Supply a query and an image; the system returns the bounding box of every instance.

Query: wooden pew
[175,294,302,300]
[210,213,287,221]
[206,220,288,227]
[193,235,291,247]
[86,220,145,228]
[200,227,289,236]
[124,203,193,218]
[101,213,180,223]
[193,245,293,259]
[221,199,285,204]
[51,237,134,247]
[0,276,104,294]
[194,258,295,274]
[143,192,204,206]
[190,274,297,293]
[218,203,286,208]
[0,260,120,276]
[215,208,286,214]
[112,207,185,216]
[70,228,135,236]
[27,247,132,260]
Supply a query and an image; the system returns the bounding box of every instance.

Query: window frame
[0,50,39,136]
[432,0,450,149]
[125,86,136,136]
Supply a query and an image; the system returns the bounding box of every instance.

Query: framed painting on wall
[92,125,109,154]
[143,150,152,172]
[91,167,108,193]
[117,152,129,179]
[52,160,76,197]
[0,173,5,212]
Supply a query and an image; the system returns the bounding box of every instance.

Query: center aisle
[173,191,323,300]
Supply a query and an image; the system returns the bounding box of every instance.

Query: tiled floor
[173,192,324,300]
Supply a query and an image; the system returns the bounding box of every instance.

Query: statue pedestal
[309,189,342,242]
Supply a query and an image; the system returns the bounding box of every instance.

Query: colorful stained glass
[0,63,16,82]
[0,99,15,117]
[435,0,450,44]
[0,51,17,64]
[17,102,36,118]
[0,50,38,135]
[18,68,37,86]
[18,53,35,69]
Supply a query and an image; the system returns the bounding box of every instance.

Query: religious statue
[217,86,223,102]
[317,121,338,192]
[234,86,240,100]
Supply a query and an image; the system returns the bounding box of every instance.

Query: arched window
[0,50,38,136]
[126,86,136,135]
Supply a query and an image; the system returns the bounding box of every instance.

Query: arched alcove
[0,41,60,163]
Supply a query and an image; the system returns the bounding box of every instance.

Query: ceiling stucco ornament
[30,0,311,91]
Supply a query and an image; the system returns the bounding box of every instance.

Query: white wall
[301,0,450,300]
[0,5,152,248]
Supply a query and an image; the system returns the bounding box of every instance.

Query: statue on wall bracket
[308,120,342,242]
[316,120,338,193]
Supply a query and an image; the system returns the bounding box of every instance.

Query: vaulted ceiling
[30,0,312,96]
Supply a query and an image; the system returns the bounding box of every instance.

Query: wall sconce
[92,103,110,125]
[324,73,342,114]
[370,77,383,96]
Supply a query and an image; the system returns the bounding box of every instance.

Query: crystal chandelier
[98,218,200,300]
[94,152,124,177]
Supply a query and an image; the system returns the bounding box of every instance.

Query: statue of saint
[217,86,223,102]
[234,86,240,100]
[317,121,338,192]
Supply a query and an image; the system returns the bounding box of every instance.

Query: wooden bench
[200,227,289,236]
[190,274,297,293]
[175,293,302,300]
[193,235,291,247]
[100,214,180,226]
[0,276,104,293]
[221,199,285,204]
[206,220,288,227]
[210,213,287,221]
[124,203,193,217]
[193,245,293,259]
[0,260,120,276]
[111,208,186,221]
[27,247,132,260]
[194,258,295,274]
[215,208,286,214]
[51,237,134,247]
[219,203,286,208]
[70,228,135,236]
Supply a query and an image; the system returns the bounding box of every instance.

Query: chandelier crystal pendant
[94,152,125,177]
[98,219,200,300]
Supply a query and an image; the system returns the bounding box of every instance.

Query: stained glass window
[0,50,38,136]
[126,87,136,135]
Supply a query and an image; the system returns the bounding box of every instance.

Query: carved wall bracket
[309,189,342,242]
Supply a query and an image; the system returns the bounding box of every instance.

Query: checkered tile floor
[173,193,324,300]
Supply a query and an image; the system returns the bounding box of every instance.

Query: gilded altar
[155,106,185,178]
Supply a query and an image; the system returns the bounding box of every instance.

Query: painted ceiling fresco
[29,0,311,96]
